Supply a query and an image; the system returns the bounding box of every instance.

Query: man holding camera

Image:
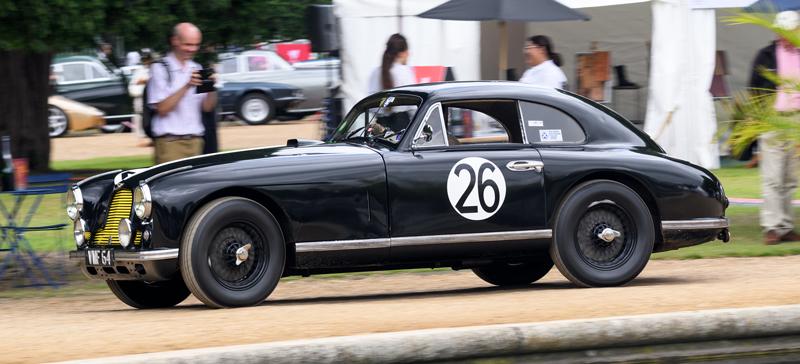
[148,22,217,164]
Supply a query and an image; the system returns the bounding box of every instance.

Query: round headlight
[66,186,83,221]
[73,219,87,247]
[134,183,152,220]
[118,218,133,248]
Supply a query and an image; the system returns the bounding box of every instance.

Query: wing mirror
[414,125,434,146]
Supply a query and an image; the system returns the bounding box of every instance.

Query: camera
[196,68,216,94]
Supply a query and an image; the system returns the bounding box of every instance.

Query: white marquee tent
[332,0,481,113]
[333,0,762,169]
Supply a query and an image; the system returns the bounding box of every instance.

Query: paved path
[2,256,799,363]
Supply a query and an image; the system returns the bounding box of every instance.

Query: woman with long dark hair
[368,34,417,93]
[519,35,567,89]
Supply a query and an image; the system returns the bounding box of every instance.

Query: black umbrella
[418,0,590,79]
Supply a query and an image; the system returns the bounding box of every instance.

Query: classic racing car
[67,82,730,309]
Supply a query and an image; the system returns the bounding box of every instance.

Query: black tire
[180,197,285,308]
[107,273,191,309]
[48,105,69,137]
[236,93,275,125]
[473,255,554,286]
[550,180,654,288]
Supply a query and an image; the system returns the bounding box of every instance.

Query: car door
[383,100,548,263]
[53,61,130,116]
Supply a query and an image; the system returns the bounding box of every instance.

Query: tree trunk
[0,50,52,173]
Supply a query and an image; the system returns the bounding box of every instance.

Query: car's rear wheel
[237,93,275,125]
[472,255,554,286]
[550,180,654,287]
[180,197,285,308]
[48,105,69,137]
[107,273,191,309]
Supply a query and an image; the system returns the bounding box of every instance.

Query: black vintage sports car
[67,82,730,309]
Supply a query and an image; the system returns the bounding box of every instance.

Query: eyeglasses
[523,45,542,50]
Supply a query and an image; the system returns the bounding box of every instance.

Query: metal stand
[0,174,70,288]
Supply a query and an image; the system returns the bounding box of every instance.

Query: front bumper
[69,248,179,281]
[656,217,731,252]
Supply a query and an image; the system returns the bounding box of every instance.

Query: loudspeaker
[307,5,338,53]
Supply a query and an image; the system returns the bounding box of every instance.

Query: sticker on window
[528,120,543,127]
[539,129,563,142]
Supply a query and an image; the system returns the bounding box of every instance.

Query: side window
[89,64,108,79]
[414,103,447,148]
[446,107,509,144]
[247,56,269,72]
[62,64,86,82]
[266,52,292,70]
[220,58,238,74]
[520,101,585,144]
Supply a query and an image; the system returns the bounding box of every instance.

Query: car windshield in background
[328,94,421,146]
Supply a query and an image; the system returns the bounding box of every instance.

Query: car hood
[118,142,379,188]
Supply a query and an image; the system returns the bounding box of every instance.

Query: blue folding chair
[0,173,71,288]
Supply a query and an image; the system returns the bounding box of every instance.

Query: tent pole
[499,20,508,80]
[398,0,402,33]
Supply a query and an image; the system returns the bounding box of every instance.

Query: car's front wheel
[550,180,654,287]
[180,197,285,308]
[236,93,275,125]
[48,105,69,137]
[107,273,191,309]
[472,255,554,286]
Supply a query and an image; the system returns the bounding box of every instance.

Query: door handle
[506,160,544,172]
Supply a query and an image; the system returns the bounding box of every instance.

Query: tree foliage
[1,0,332,53]
[0,0,330,172]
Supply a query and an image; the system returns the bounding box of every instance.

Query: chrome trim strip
[296,230,552,252]
[76,169,122,187]
[145,165,192,184]
[103,114,137,120]
[662,218,731,230]
[69,248,179,262]
[296,238,391,253]
[391,230,552,247]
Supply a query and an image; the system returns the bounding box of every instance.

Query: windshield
[328,94,422,146]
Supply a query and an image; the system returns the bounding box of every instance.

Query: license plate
[85,249,114,266]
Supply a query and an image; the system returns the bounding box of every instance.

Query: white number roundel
[447,157,506,220]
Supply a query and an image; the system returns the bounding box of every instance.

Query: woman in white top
[518,35,567,89]
[368,34,417,94]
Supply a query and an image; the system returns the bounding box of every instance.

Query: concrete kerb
[55,304,800,364]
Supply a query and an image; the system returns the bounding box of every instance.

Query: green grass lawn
[0,157,795,297]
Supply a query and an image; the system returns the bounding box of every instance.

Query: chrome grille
[93,189,141,246]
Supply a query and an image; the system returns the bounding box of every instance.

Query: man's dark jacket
[749,42,777,92]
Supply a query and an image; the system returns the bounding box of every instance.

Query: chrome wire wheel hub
[576,205,634,268]
[49,107,68,136]
[242,99,269,121]
[208,223,267,289]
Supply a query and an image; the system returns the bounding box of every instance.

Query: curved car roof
[52,55,105,64]
[375,81,661,151]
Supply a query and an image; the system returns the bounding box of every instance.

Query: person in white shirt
[128,50,153,146]
[368,34,417,94]
[518,35,567,89]
[148,23,217,164]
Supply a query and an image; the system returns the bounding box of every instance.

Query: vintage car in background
[217,82,305,125]
[50,56,132,125]
[217,50,340,123]
[48,95,106,137]
[67,82,730,309]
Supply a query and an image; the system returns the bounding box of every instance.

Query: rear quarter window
[520,101,585,144]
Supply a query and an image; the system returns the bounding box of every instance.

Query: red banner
[274,44,311,64]
[414,66,447,84]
